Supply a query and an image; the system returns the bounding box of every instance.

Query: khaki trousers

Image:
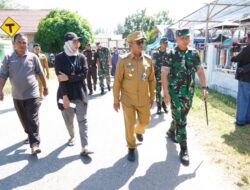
[122,101,150,148]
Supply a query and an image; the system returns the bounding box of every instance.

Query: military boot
[162,101,168,114]
[107,85,111,91]
[179,145,189,166]
[88,90,93,95]
[101,87,104,95]
[156,102,162,114]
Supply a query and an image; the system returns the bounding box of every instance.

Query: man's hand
[113,102,120,112]
[63,96,70,108]
[0,91,4,101]
[43,87,48,97]
[202,88,208,101]
[58,72,69,82]
[164,93,171,104]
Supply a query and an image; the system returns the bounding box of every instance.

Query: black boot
[107,85,111,91]
[127,148,135,162]
[101,87,104,95]
[88,90,93,95]
[162,101,168,114]
[156,102,162,114]
[179,145,189,166]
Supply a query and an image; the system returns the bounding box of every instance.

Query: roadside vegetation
[190,87,250,189]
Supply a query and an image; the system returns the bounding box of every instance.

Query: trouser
[170,94,193,147]
[236,80,250,124]
[98,67,110,88]
[87,69,97,92]
[13,98,41,148]
[61,100,88,147]
[122,101,150,148]
[155,80,162,104]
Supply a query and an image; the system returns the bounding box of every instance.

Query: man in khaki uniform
[33,43,49,98]
[113,31,155,162]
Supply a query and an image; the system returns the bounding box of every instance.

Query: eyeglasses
[135,40,144,46]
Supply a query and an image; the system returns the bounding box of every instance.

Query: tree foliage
[0,0,25,9]
[34,9,93,53]
[118,9,173,45]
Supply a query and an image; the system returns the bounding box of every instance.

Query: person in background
[96,42,111,95]
[55,32,91,157]
[161,29,208,166]
[111,47,120,77]
[231,32,250,127]
[83,42,99,95]
[152,37,168,114]
[33,43,49,98]
[113,31,155,162]
[0,33,48,154]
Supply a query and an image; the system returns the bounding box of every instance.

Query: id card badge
[141,73,147,81]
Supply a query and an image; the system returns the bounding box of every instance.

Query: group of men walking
[0,28,209,166]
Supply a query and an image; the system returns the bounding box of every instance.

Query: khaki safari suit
[37,53,49,97]
[113,52,155,148]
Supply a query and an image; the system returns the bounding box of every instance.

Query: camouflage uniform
[153,47,168,114]
[162,46,201,146]
[97,47,111,93]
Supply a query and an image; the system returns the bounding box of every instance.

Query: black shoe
[156,106,162,115]
[101,88,104,95]
[180,148,189,166]
[136,133,143,142]
[162,101,168,114]
[88,90,93,95]
[234,121,246,127]
[127,148,135,162]
[108,85,111,91]
[166,130,177,143]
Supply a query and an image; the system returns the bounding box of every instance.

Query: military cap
[160,37,168,44]
[127,31,145,43]
[248,32,250,38]
[176,28,190,37]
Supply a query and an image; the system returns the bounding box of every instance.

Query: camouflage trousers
[169,88,194,146]
[98,67,110,88]
[156,81,163,104]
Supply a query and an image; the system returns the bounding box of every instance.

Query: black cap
[96,42,101,46]
[160,37,168,44]
[64,32,82,42]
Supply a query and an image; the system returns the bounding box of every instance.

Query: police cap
[127,31,145,43]
[176,28,190,37]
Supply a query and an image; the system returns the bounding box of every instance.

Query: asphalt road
[0,79,238,190]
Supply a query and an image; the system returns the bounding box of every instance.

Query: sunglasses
[135,40,144,46]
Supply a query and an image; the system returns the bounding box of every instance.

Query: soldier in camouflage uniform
[152,37,168,114]
[161,29,208,166]
[96,42,111,95]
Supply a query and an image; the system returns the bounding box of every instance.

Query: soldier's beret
[127,31,146,43]
[176,28,190,37]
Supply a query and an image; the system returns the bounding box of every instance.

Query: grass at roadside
[3,68,56,95]
[189,87,250,189]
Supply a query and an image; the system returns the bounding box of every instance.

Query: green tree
[34,9,93,53]
[0,0,25,8]
[154,10,173,25]
[114,23,124,35]
[122,9,155,39]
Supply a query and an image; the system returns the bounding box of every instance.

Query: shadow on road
[0,143,79,190]
[74,155,138,190]
[0,107,15,114]
[148,113,166,129]
[129,138,199,190]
